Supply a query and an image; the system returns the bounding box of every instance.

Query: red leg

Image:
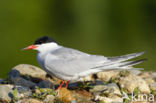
[57,80,65,90]
[65,81,69,88]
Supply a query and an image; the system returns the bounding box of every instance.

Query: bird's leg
[65,81,69,88]
[57,80,65,90]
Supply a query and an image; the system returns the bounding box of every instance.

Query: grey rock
[129,70,141,75]
[14,85,32,98]
[43,95,55,103]
[37,80,54,89]
[0,84,14,103]
[153,72,156,77]
[8,69,20,79]
[72,91,94,103]
[11,77,36,88]
[150,83,156,92]
[17,98,43,103]
[107,83,121,95]
[119,74,150,93]
[90,83,121,96]
[95,95,123,103]
[11,64,47,79]
[97,71,119,82]
[90,85,107,93]
[0,79,5,84]
[94,79,105,85]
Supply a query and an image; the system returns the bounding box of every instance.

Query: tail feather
[77,52,146,78]
[119,58,147,67]
[108,51,145,62]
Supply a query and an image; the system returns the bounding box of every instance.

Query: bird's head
[23,36,59,52]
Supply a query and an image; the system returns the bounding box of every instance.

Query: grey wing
[45,47,145,78]
[45,53,108,77]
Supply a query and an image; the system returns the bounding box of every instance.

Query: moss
[151,89,156,95]
[54,97,64,103]
[12,88,19,103]
[98,100,105,103]
[77,81,93,90]
[119,71,130,77]
[120,88,128,94]
[32,86,57,100]
[133,87,140,95]
[100,92,110,97]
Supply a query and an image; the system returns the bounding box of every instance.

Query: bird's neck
[37,43,61,53]
[37,43,61,68]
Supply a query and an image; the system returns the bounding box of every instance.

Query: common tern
[24,36,146,89]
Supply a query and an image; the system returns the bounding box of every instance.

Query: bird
[23,36,146,90]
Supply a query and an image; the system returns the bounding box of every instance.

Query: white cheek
[35,43,60,52]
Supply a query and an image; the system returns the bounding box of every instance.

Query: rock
[94,79,105,85]
[139,72,153,79]
[119,74,150,94]
[107,83,121,95]
[9,64,61,85]
[18,98,43,103]
[37,80,54,89]
[79,75,96,82]
[129,70,142,75]
[97,71,119,82]
[0,79,5,84]
[130,101,150,103]
[152,72,156,77]
[152,72,156,81]
[90,83,121,96]
[72,90,94,103]
[95,95,123,103]
[150,83,156,92]
[14,85,32,98]
[0,84,14,103]
[43,95,55,103]
[9,69,20,79]
[90,85,107,93]
[144,78,155,85]
[11,64,47,79]
[10,77,36,88]
[58,88,76,103]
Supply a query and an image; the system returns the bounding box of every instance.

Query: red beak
[23,45,38,50]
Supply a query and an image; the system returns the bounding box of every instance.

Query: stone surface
[0,79,5,84]
[144,78,155,85]
[150,83,156,92]
[18,98,43,103]
[43,95,55,103]
[97,71,119,82]
[107,83,121,95]
[129,70,142,75]
[1,64,155,103]
[80,75,95,82]
[11,64,47,79]
[95,95,123,103]
[58,88,76,103]
[119,74,150,94]
[10,77,36,88]
[72,90,94,103]
[14,85,32,98]
[139,72,153,79]
[37,80,54,89]
[0,84,14,103]
[90,85,107,93]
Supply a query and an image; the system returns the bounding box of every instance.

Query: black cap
[34,36,57,45]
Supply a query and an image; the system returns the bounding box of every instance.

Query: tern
[24,36,146,90]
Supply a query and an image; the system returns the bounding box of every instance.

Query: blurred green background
[0,0,156,78]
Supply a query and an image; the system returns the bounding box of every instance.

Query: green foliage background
[0,0,155,77]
